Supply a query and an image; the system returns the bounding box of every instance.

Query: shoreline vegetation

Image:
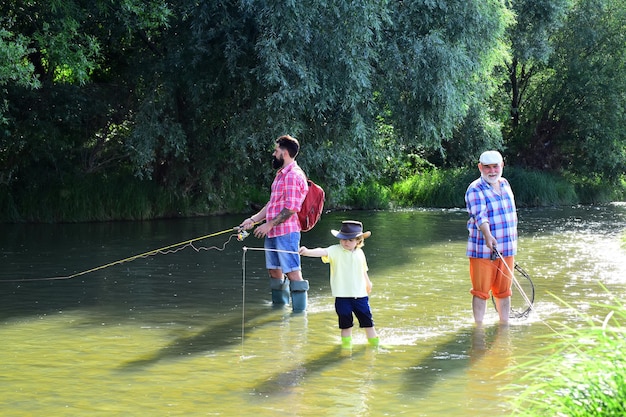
[1,167,625,223]
[508,296,626,417]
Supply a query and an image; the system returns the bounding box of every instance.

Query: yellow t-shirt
[322,244,369,297]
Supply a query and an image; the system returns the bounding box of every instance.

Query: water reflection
[1,205,625,416]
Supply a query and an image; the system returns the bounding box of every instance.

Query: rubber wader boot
[290,280,309,312]
[368,337,380,347]
[270,277,290,305]
[341,336,353,349]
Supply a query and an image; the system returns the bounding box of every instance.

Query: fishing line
[2,226,244,283]
[241,246,248,359]
[238,245,300,360]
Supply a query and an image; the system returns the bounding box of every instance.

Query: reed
[505,167,578,207]
[391,168,475,208]
[1,176,188,222]
[342,181,392,210]
[390,167,594,208]
[570,174,626,204]
[1,168,624,222]
[508,299,626,416]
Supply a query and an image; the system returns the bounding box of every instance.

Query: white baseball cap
[479,151,503,165]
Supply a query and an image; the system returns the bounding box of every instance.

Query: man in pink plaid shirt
[240,135,310,311]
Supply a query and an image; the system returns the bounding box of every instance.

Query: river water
[1,205,625,416]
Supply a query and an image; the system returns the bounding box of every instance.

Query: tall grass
[390,167,601,208]
[342,181,392,210]
[505,167,578,207]
[391,168,475,207]
[2,167,624,222]
[1,176,188,222]
[509,299,626,416]
[569,174,626,204]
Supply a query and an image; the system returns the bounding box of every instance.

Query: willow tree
[376,0,512,169]
[120,0,513,208]
[1,0,513,219]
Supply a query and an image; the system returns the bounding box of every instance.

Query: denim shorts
[265,232,301,273]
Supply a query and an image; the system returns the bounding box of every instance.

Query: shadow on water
[250,345,355,397]
[403,324,509,396]
[119,305,278,370]
[0,259,247,322]
[0,216,251,320]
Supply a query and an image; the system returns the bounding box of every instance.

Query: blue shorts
[265,232,301,274]
[335,297,374,329]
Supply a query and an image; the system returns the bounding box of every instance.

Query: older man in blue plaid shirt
[465,150,518,324]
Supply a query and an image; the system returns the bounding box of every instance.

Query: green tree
[127,0,512,202]
[504,0,573,130]
[127,1,390,200]
[377,0,511,166]
[498,0,574,171]
[533,0,626,179]
[1,0,517,220]
[0,0,173,187]
[0,28,40,180]
[0,29,39,89]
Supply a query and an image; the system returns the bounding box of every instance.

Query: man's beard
[481,172,502,185]
[272,155,284,169]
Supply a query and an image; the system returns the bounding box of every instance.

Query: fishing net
[492,263,535,319]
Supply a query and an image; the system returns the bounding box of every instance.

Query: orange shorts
[469,257,514,300]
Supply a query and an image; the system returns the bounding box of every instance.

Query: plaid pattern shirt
[266,161,308,238]
[465,176,518,258]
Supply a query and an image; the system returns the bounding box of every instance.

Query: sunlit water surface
[1,205,625,416]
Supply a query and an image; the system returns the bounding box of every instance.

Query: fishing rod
[491,248,535,319]
[2,225,249,283]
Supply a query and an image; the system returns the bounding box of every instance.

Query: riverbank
[344,167,626,209]
[1,167,625,222]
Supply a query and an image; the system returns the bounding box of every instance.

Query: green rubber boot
[368,337,380,348]
[341,336,353,349]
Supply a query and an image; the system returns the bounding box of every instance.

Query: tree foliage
[0,0,624,221]
[500,0,573,143]
[501,0,625,180]
[539,0,626,179]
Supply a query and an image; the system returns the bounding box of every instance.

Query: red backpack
[298,179,325,232]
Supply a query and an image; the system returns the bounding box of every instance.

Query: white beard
[481,172,502,185]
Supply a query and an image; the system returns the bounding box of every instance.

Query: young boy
[299,220,379,348]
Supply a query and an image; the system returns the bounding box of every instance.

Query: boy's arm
[299,246,328,257]
[364,271,372,294]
